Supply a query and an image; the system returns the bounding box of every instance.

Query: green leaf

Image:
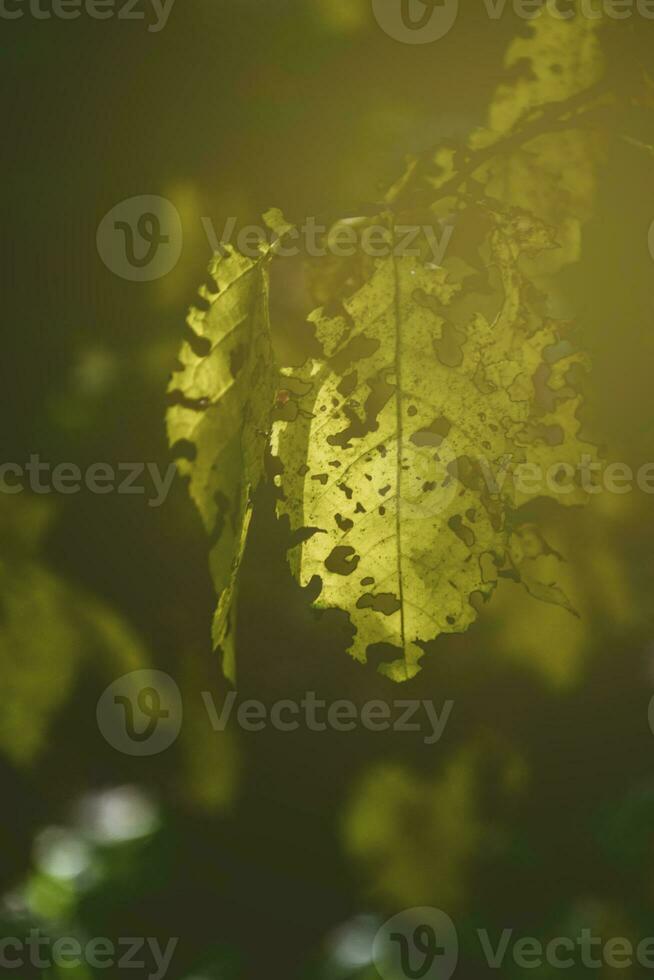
[167,242,279,682]
[272,208,598,681]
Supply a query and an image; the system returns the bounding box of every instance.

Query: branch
[385,80,615,210]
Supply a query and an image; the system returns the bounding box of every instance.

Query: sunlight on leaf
[272,209,597,679]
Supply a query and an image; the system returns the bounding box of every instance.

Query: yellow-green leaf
[167,244,278,682]
[272,208,598,681]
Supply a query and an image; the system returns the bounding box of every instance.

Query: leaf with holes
[271,208,598,681]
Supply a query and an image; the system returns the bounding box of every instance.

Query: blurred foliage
[488,494,638,687]
[343,738,527,912]
[0,496,147,766]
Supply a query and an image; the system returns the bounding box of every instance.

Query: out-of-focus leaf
[488,495,637,688]
[176,652,239,813]
[0,499,147,766]
[383,5,607,278]
[469,7,606,277]
[343,742,526,912]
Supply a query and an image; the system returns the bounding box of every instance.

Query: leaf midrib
[392,250,408,676]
